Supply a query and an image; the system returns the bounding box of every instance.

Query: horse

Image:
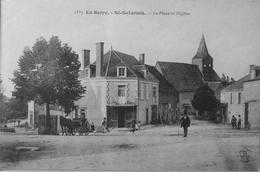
[60,116,73,135]
[79,118,90,136]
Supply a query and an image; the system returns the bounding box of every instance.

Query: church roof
[155,61,204,92]
[193,34,212,59]
[203,67,221,82]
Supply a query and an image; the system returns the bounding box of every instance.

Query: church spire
[193,34,210,59]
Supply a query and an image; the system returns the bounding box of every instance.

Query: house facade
[75,43,159,127]
[220,65,260,128]
[243,65,260,129]
[220,75,248,126]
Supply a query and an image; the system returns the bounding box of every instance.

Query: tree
[5,98,28,120]
[221,73,235,87]
[0,77,8,121]
[12,36,85,133]
[191,84,219,117]
[55,44,85,115]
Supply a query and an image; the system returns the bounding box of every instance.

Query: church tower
[192,34,213,74]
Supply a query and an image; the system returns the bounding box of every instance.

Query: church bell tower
[192,34,213,74]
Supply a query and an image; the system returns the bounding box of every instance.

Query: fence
[38,115,58,135]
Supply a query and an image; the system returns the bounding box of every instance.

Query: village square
[0,34,259,171]
[1,0,260,171]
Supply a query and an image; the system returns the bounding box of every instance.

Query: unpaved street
[0,119,259,171]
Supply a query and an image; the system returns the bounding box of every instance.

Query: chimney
[96,42,104,77]
[81,49,90,70]
[139,53,145,65]
[250,65,256,79]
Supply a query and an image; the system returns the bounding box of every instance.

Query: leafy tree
[191,84,219,117]
[5,98,28,120]
[221,73,235,87]
[0,77,8,121]
[55,44,85,115]
[12,36,85,133]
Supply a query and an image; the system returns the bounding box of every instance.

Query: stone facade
[220,90,244,126]
[243,78,260,129]
[75,43,159,128]
[75,78,159,127]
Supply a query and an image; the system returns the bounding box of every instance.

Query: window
[117,67,127,77]
[153,86,157,103]
[142,70,149,78]
[230,93,232,104]
[238,92,241,104]
[80,108,86,118]
[118,85,126,97]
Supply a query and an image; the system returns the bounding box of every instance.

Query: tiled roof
[92,50,145,79]
[203,67,221,82]
[156,61,204,92]
[222,74,250,91]
[145,65,178,95]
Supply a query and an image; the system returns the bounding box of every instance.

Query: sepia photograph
[0,0,260,171]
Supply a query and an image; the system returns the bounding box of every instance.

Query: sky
[1,0,260,97]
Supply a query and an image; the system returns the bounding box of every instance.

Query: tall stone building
[75,43,160,127]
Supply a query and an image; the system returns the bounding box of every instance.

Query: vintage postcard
[0,0,260,171]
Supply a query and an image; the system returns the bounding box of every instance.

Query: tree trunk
[46,102,51,134]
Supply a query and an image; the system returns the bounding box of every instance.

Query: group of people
[231,115,242,129]
[80,115,190,136]
[128,120,141,133]
[80,117,111,134]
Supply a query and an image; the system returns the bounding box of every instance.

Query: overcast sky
[1,0,260,97]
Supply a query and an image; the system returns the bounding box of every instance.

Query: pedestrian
[102,117,109,133]
[234,116,237,129]
[231,115,235,129]
[237,115,242,129]
[231,115,237,129]
[180,113,191,137]
[91,122,96,133]
[137,120,141,130]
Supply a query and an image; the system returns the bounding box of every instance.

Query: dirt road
[0,119,259,171]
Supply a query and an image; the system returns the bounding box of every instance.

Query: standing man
[102,117,110,133]
[180,113,191,137]
[237,115,242,129]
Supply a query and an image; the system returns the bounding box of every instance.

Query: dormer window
[117,66,127,77]
[142,70,149,78]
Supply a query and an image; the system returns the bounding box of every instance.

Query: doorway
[245,103,248,128]
[118,108,125,128]
[146,108,149,124]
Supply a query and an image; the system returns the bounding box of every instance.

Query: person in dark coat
[237,115,242,129]
[180,113,191,137]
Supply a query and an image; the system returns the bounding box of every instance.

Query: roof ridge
[157,61,196,66]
